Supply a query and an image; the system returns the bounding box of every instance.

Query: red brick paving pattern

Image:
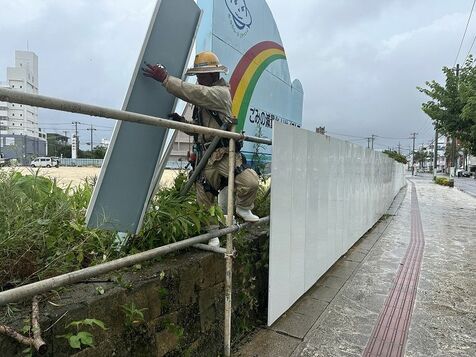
[363,182,425,357]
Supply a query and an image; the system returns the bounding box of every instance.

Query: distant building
[46,132,69,157]
[0,84,8,137]
[419,136,447,172]
[169,130,193,169]
[168,104,193,169]
[0,51,46,163]
[7,51,40,137]
[99,138,110,149]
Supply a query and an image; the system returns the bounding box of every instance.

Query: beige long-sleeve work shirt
[163,76,233,143]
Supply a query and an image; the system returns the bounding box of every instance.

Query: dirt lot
[0,166,180,188]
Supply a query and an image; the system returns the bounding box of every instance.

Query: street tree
[413,149,428,168]
[418,59,476,155]
[382,150,407,164]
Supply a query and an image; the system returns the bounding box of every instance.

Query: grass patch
[0,170,270,290]
[0,170,119,288]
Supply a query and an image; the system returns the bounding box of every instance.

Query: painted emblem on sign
[225,0,252,36]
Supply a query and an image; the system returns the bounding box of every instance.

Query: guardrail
[0,87,272,356]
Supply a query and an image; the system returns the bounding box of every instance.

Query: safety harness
[191,107,246,196]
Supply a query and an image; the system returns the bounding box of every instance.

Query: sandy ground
[0,166,181,188]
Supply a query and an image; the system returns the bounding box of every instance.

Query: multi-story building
[0,84,9,158]
[0,51,46,163]
[169,130,193,169]
[418,136,447,172]
[7,51,40,137]
[169,103,193,169]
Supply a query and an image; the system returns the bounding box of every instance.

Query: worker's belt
[203,139,242,151]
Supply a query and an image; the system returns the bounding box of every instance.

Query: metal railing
[0,87,272,357]
[0,89,272,145]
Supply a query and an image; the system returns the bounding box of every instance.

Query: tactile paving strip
[363,182,425,357]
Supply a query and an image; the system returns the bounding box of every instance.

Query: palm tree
[413,150,428,169]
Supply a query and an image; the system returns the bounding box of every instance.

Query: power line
[454,0,476,67]
[40,122,114,129]
[348,138,369,142]
[326,131,367,139]
[375,135,411,140]
[464,32,476,63]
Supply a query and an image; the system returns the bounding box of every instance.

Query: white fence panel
[268,123,406,325]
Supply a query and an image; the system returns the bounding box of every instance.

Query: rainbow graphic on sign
[197,0,303,158]
[230,41,286,132]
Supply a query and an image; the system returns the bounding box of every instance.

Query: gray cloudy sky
[0,0,473,153]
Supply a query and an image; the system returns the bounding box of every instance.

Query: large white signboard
[197,0,303,163]
[268,123,406,325]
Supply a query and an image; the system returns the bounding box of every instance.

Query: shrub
[434,177,454,187]
[383,150,408,164]
[125,171,224,252]
[0,170,271,289]
[0,171,118,288]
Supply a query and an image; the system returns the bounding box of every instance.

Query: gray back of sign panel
[86,0,201,233]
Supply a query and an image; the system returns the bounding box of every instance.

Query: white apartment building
[0,51,46,162]
[7,51,40,137]
[0,84,8,138]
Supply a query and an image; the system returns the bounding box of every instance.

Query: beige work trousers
[195,149,259,210]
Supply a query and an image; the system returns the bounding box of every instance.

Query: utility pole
[410,132,418,175]
[370,134,376,150]
[86,124,96,152]
[433,126,438,178]
[452,64,460,177]
[367,137,371,149]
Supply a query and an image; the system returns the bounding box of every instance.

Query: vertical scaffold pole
[224,133,236,357]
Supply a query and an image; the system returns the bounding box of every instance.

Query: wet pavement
[236,177,476,357]
[454,176,476,198]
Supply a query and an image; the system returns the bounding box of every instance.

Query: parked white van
[30,157,60,168]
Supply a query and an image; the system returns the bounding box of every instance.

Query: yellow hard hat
[186,51,228,76]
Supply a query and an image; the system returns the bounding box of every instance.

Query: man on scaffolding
[142,51,260,243]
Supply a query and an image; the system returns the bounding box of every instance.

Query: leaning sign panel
[86,0,201,233]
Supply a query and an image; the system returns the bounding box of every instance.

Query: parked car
[30,157,60,168]
[456,169,471,177]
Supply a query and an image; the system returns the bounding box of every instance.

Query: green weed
[57,318,107,350]
[0,171,118,288]
[121,302,148,327]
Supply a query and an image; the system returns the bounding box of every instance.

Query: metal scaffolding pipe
[224,136,236,357]
[0,88,272,145]
[0,217,269,306]
[180,123,229,197]
[193,243,227,255]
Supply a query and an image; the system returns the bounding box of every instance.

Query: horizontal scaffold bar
[0,88,272,145]
[0,217,270,306]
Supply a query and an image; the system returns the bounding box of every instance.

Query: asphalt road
[454,176,476,198]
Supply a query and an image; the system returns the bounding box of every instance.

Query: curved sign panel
[197,0,303,162]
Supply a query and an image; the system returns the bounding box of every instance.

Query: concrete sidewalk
[236,177,476,357]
